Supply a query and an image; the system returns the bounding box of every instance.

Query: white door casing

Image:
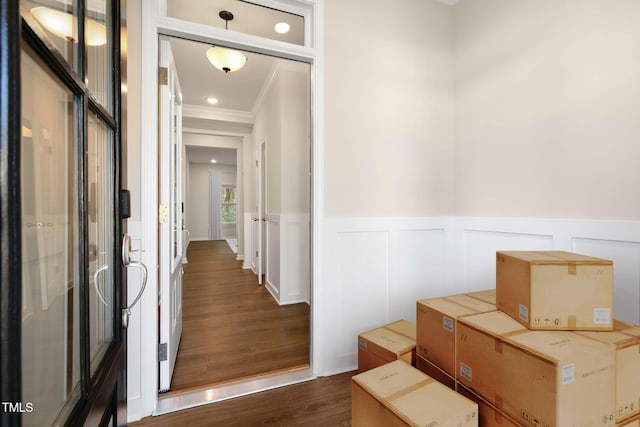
[255,140,267,285]
[133,0,322,419]
[158,38,184,393]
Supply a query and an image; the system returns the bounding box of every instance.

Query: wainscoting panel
[317,216,640,375]
[280,214,309,304]
[389,228,446,322]
[573,238,640,324]
[335,230,389,365]
[460,228,554,292]
[266,215,281,300]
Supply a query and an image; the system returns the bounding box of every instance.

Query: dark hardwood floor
[131,371,354,426]
[167,240,310,392]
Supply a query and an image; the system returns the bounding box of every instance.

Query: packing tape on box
[568,315,577,329]
[383,325,415,341]
[494,341,503,354]
[385,378,435,403]
[567,262,577,275]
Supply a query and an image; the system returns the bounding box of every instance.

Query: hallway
[167,240,310,393]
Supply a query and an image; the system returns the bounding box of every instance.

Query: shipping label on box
[496,251,614,331]
[416,295,496,377]
[457,311,616,427]
[352,360,478,427]
[358,320,416,373]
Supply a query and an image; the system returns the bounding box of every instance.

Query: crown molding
[182,104,254,125]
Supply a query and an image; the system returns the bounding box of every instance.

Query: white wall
[187,163,237,240]
[454,0,640,219]
[324,0,456,217]
[315,0,640,377]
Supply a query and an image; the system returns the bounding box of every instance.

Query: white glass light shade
[31,6,107,46]
[206,47,247,73]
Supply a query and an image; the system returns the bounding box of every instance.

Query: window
[221,185,237,224]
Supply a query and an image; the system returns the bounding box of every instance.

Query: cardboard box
[457,311,616,427]
[358,320,416,373]
[496,251,614,330]
[352,360,478,427]
[619,414,640,427]
[415,353,456,391]
[457,384,521,427]
[575,320,640,422]
[416,294,496,377]
[466,289,496,305]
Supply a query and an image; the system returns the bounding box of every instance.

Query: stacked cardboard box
[457,385,521,427]
[352,360,478,427]
[457,310,616,426]
[416,293,497,380]
[574,320,640,423]
[354,250,639,426]
[496,251,614,331]
[357,320,416,373]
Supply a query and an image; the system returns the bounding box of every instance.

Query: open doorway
[158,33,311,402]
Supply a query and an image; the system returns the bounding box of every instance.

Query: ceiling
[168,36,276,112]
[166,0,306,113]
[186,146,237,166]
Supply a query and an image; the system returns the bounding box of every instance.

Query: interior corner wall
[316,0,640,377]
[324,0,456,217]
[453,0,640,219]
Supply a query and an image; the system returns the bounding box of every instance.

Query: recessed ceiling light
[274,22,290,34]
[207,97,219,105]
[210,159,217,163]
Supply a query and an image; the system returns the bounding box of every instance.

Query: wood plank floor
[131,371,354,426]
[168,240,310,392]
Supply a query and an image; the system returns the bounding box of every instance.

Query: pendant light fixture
[206,11,248,74]
[30,6,107,46]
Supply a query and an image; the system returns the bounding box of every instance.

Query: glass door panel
[20,0,79,71]
[20,46,81,427]
[88,113,115,375]
[87,0,113,113]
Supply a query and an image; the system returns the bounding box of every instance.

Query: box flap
[445,294,496,312]
[498,251,612,265]
[418,297,484,318]
[392,382,477,426]
[507,330,614,364]
[360,328,416,355]
[459,311,527,336]
[352,360,428,400]
[385,319,417,340]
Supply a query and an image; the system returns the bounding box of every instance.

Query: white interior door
[158,38,183,392]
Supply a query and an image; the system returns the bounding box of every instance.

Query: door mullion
[0,0,23,426]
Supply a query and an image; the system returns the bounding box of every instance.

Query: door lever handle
[93,265,110,306]
[122,260,148,329]
[121,233,148,329]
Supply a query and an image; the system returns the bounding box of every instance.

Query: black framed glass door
[1,0,126,425]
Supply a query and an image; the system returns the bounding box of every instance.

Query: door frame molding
[134,0,324,419]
